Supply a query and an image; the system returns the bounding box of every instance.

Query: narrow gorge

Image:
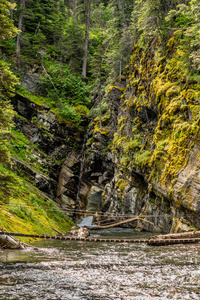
[1,0,200,236]
[9,34,200,234]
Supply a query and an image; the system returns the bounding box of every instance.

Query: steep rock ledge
[11,93,83,206]
[83,37,200,233]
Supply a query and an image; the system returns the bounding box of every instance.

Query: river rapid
[0,229,200,299]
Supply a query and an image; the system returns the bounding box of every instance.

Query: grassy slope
[0,164,73,242]
[1,99,74,240]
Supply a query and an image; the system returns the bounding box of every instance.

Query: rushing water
[0,229,200,299]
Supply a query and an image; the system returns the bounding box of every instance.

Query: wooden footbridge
[1,231,200,247]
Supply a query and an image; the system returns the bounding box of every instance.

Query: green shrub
[39,61,90,106]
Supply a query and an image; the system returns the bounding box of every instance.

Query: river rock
[70,226,90,238]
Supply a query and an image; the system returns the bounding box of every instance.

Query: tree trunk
[82,0,90,78]
[119,0,127,29]
[119,59,122,81]
[73,0,78,21]
[150,231,200,240]
[10,0,14,19]
[0,234,24,249]
[16,0,25,56]
[90,217,139,230]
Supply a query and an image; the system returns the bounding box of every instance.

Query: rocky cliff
[10,92,84,214]
[10,33,200,234]
[81,34,200,233]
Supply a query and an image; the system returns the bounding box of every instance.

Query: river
[0,229,200,299]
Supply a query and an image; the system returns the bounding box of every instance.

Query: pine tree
[0,0,18,164]
[130,0,177,45]
[167,0,200,74]
[0,0,18,39]
[0,0,19,201]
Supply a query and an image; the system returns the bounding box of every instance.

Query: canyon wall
[82,36,200,233]
[11,34,200,233]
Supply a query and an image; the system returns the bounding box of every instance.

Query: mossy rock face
[90,33,200,232]
[3,92,84,232]
[0,164,73,239]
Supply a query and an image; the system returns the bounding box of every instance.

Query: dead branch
[90,216,151,230]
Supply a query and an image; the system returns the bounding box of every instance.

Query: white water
[0,229,200,299]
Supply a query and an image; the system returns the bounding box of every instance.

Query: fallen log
[0,231,39,250]
[50,227,64,235]
[0,233,24,249]
[150,230,200,240]
[148,238,200,246]
[90,216,140,230]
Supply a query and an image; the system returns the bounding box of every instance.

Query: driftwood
[51,227,64,235]
[150,231,200,240]
[70,226,90,238]
[90,216,140,230]
[148,238,200,246]
[0,232,148,243]
[2,230,200,246]
[148,231,200,246]
[0,229,39,250]
[0,233,24,249]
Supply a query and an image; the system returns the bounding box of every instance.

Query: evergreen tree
[130,0,177,46]
[167,0,200,75]
[0,0,18,164]
[100,0,134,81]
[0,0,18,39]
[0,0,19,200]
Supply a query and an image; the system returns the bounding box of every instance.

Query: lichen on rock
[83,32,200,232]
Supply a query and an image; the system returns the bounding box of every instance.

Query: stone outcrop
[11,93,83,203]
[12,157,57,199]
[20,64,43,94]
[56,152,83,209]
[81,40,200,233]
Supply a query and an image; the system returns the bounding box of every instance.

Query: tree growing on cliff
[130,0,178,46]
[166,0,200,76]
